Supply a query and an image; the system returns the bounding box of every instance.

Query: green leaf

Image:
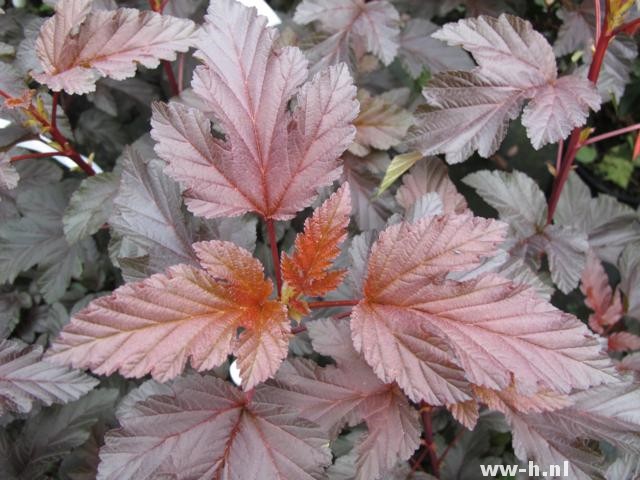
[377,151,422,196]
[597,145,635,189]
[576,146,598,164]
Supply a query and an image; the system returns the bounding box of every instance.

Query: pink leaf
[522,74,601,149]
[33,0,197,94]
[409,15,601,162]
[97,374,331,480]
[353,213,616,402]
[152,0,358,220]
[267,318,421,480]
[47,241,289,389]
[581,250,624,334]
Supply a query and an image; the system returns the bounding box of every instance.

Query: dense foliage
[0,0,640,478]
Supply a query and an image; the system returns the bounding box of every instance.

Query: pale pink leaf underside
[34,0,197,94]
[409,14,600,163]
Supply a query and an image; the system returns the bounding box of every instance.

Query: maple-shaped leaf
[581,250,624,334]
[351,213,510,404]
[294,0,400,68]
[398,18,474,78]
[350,90,413,157]
[33,0,197,94]
[97,374,331,480]
[282,184,351,299]
[47,240,289,389]
[151,0,358,221]
[0,338,97,416]
[352,214,616,403]
[408,15,601,163]
[396,157,468,215]
[266,318,421,480]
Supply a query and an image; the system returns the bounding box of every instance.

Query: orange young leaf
[281,183,352,298]
[47,240,289,390]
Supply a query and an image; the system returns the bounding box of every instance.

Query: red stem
[51,91,59,131]
[11,151,62,162]
[546,22,613,223]
[594,0,602,45]
[410,447,430,475]
[266,219,282,296]
[437,428,465,467]
[307,300,360,309]
[146,1,180,97]
[420,403,440,478]
[582,122,640,146]
[615,17,640,35]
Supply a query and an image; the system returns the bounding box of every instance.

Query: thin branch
[410,446,430,475]
[0,88,96,176]
[266,219,282,296]
[615,17,640,36]
[162,61,180,97]
[437,428,465,468]
[307,300,360,309]
[581,123,640,146]
[419,403,440,478]
[594,0,602,45]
